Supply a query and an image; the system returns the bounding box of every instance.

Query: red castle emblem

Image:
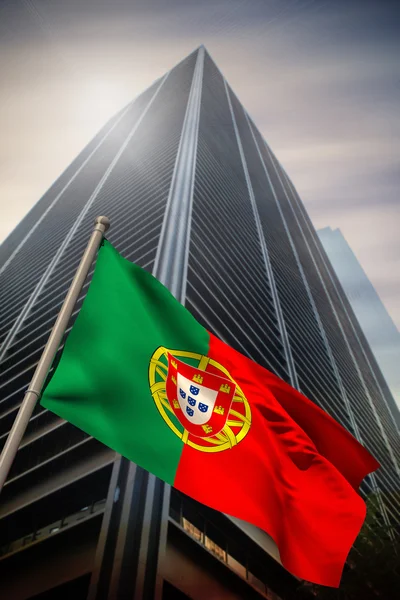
[165,353,236,438]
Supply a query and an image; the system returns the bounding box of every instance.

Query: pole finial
[95,216,110,232]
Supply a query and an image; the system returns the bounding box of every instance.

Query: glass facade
[318,226,400,427]
[0,46,399,599]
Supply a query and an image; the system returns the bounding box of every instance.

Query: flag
[41,239,379,587]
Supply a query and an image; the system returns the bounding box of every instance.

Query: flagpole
[0,215,110,494]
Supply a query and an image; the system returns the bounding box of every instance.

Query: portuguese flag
[41,239,379,587]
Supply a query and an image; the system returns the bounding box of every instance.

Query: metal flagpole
[0,215,110,494]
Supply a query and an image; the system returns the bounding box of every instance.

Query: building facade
[0,46,399,600]
[318,226,400,426]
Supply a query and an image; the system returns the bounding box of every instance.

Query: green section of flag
[41,239,210,485]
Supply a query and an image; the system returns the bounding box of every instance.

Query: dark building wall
[187,53,288,381]
[227,87,353,432]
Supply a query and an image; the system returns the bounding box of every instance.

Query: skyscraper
[318,226,400,425]
[0,46,399,600]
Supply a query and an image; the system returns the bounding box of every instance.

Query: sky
[0,0,399,330]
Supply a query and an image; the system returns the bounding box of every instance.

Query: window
[182,518,203,544]
[205,536,227,561]
[227,537,247,577]
[227,554,246,578]
[169,488,182,523]
[182,500,205,538]
[248,571,266,594]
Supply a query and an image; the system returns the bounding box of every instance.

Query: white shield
[177,372,218,425]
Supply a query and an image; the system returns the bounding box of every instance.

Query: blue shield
[198,402,208,413]
[190,385,200,396]
[179,388,186,399]
[188,396,196,407]
[186,406,194,417]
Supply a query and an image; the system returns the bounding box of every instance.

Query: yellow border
[149,346,252,453]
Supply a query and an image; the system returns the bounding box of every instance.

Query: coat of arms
[166,353,235,438]
[149,347,251,453]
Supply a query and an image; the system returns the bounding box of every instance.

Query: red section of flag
[173,333,379,587]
